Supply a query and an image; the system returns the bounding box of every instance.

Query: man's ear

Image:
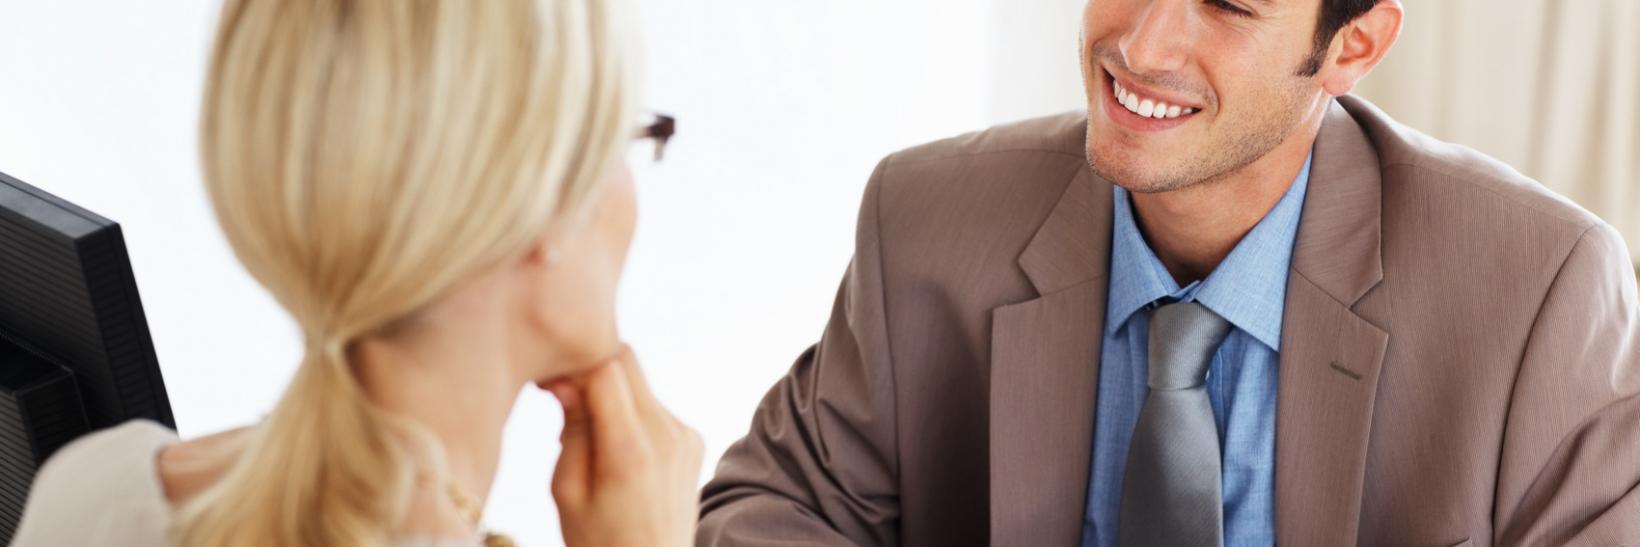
[1319,0,1403,96]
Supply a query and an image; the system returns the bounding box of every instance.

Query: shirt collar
[1104,153,1313,351]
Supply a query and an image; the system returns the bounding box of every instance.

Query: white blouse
[8,420,475,547]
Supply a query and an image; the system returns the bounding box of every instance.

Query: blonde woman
[8,0,702,545]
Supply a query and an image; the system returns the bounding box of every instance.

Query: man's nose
[1118,0,1192,75]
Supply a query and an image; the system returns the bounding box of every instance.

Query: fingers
[610,348,705,489]
[607,345,668,423]
[548,381,590,504]
[576,354,647,474]
[549,344,703,492]
[682,425,705,475]
[548,344,707,547]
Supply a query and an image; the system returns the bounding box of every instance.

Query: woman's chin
[532,336,624,387]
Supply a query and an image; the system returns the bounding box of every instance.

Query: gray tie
[1118,300,1231,547]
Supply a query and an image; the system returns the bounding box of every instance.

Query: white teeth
[1113,79,1196,119]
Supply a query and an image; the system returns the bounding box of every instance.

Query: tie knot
[1147,301,1232,390]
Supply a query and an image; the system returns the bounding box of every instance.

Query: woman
[9,0,702,545]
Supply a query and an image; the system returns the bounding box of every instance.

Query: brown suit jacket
[698,96,1640,546]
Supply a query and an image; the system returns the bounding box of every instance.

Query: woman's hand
[545,345,704,547]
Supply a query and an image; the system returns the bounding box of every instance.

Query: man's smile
[1102,68,1203,132]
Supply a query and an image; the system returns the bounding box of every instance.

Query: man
[698,0,1640,545]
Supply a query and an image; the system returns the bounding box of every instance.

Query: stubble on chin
[1083,133,1220,195]
[1083,93,1309,196]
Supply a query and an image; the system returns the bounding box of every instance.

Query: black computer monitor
[0,169,174,541]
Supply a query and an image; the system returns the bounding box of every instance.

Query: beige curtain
[1355,0,1640,258]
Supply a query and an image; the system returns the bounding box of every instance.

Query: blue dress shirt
[1080,154,1312,547]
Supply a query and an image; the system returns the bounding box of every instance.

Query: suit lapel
[989,164,1114,546]
[1274,101,1391,545]
[986,100,1391,545]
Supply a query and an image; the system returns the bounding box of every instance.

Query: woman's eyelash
[1207,0,1253,17]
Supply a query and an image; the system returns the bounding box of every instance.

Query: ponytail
[189,0,640,542]
[173,337,413,546]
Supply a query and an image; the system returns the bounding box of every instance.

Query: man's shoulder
[857,112,1100,286]
[885,111,1088,167]
[1341,95,1602,237]
[867,111,1094,223]
[1340,96,1631,296]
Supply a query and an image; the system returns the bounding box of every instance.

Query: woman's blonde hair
[183,0,637,544]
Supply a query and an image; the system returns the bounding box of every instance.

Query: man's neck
[1128,102,1329,286]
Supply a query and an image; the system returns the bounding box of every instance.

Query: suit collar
[1014,101,1382,308]
[1291,100,1385,307]
[1017,166,1110,295]
[1271,98,1391,545]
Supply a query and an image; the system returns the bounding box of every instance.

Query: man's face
[1081,0,1328,193]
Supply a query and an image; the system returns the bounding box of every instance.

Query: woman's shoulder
[8,419,179,546]
[30,419,179,493]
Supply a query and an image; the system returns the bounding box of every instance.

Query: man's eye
[1206,0,1253,17]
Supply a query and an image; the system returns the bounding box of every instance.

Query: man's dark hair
[1299,0,1382,76]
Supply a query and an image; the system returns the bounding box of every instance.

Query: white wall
[0,1,1084,545]
[990,0,1086,122]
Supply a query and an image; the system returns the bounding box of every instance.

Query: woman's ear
[1319,0,1404,96]
[523,232,564,270]
[524,238,550,268]
[525,206,598,271]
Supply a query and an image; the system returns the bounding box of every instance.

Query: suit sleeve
[1495,222,1640,546]
[696,159,902,546]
